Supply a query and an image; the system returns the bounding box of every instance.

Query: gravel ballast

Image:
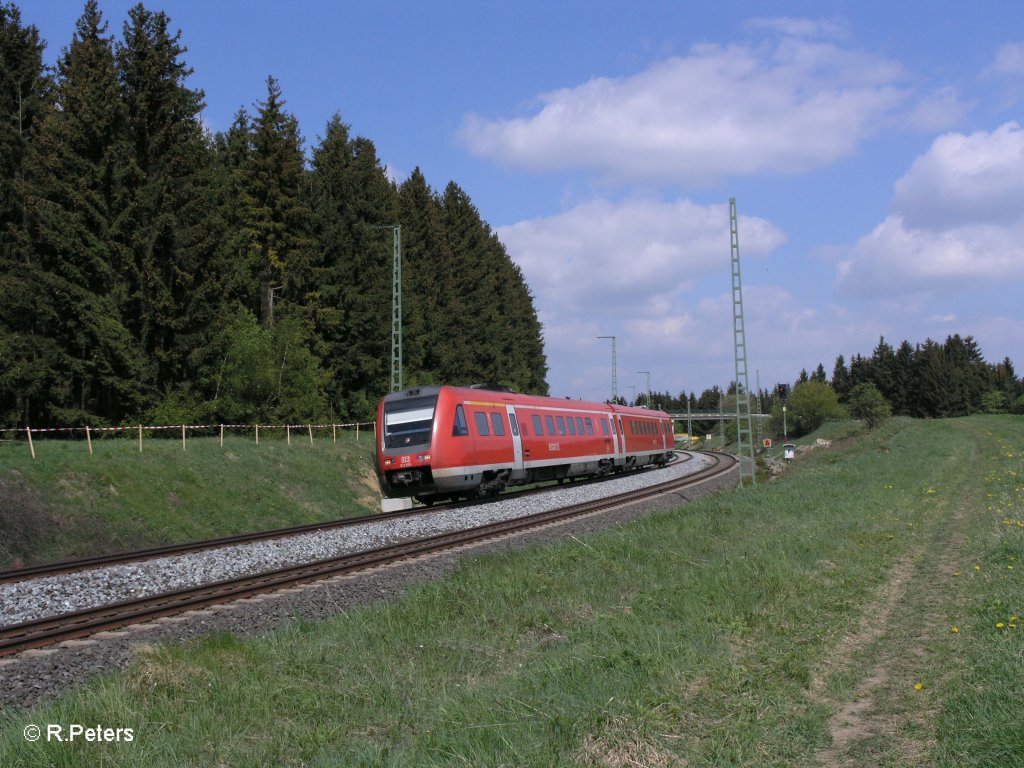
[1,453,714,627]
[0,452,735,711]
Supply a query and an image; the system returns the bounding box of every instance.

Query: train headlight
[384,458,393,467]
[417,454,430,462]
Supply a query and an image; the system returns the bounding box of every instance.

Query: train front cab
[377,386,442,499]
[378,386,512,503]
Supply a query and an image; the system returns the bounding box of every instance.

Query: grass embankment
[0,432,379,568]
[1,416,1021,766]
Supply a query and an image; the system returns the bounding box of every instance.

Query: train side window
[545,415,555,434]
[600,420,609,436]
[556,416,566,435]
[474,411,490,436]
[567,417,576,436]
[610,418,616,435]
[491,412,506,436]
[586,418,594,435]
[574,416,584,434]
[452,405,468,437]
[510,414,521,436]
[533,415,544,435]
[630,421,636,435]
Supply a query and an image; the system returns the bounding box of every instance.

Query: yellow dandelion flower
[914,682,924,691]
[1009,566,1015,571]
[953,571,961,577]
[1011,624,1018,629]
[951,626,959,633]
[996,622,1006,629]
[975,565,982,571]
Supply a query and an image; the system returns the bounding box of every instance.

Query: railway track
[0,451,736,657]
[0,452,693,585]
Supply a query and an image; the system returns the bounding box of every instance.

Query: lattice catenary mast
[729,198,756,485]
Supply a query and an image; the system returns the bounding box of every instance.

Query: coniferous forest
[0,2,549,429]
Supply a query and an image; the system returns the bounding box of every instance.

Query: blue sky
[27,1,1024,403]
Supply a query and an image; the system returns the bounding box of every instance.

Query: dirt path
[809,430,977,767]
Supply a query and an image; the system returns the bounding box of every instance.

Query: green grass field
[0,429,380,568]
[1,416,1022,766]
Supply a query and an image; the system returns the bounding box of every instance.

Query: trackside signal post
[597,335,617,402]
[729,198,756,485]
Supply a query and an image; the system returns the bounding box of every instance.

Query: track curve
[0,451,736,657]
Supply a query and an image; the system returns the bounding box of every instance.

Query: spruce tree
[245,76,314,329]
[831,354,850,401]
[891,340,915,415]
[116,4,214,393]
[18,0,144,424]
[0,2,47,257]
[309,115,397,417]
[398,168,449,384]
[0,2,48,425]
[870,336,897,405]
[911,339,953,417]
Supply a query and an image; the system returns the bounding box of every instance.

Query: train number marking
[548,442,560,451]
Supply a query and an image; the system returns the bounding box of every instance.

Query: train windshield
[383,395,436,449]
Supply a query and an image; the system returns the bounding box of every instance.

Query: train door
[609,414,623,465]
[506,404,527,481]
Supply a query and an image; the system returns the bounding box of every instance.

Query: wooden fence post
[181,424,186,451]
[220,424,224,447]
[138,424,143,452]
[286,425,291,446]
[255,424,259,445]
[332,424,337,444]
[86,425,93,455]
[356,422,360,442]
[25,426,35,460]
[307,424,314,446]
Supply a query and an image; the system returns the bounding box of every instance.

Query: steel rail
[0,453,692,585]
[0,452,735,657]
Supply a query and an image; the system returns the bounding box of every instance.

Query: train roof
[382,384,671,419]
[432,384,670,419]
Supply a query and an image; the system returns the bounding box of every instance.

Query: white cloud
[994,42,1024,75]
[498,198,786,318]
[460,21,957,184]
[838,122,1024,296]
[744,17,845,39]
[838,214,1024,296]
[893,122,1024,229]
[497,198,798,399]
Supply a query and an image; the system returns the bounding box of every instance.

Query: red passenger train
[375,384,674,505]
